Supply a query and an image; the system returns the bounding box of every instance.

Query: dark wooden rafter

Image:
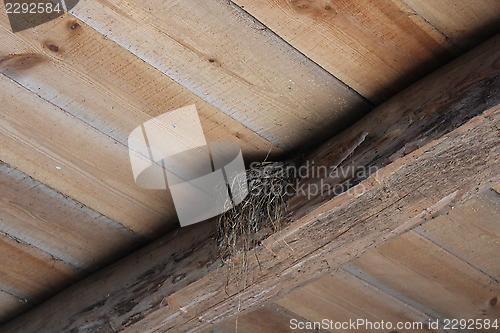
[1,35,499,333]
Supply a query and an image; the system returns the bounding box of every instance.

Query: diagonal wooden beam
[2,35,498,333]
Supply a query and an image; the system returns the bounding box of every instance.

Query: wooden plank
[200,304,315,333]
[3,90,498,333]
[0,291,30,325]
[0,12,281,161]
[0,74,177,236]
[1,37,498,333]
[0,161,145,322]
[345,231,500,326]
[286,35,500,220]
[0,161,144,270]
[232,0,462,103]
[401,0,500,49]
[276,269,437,333]
[0,236,82,317]
[415,189,500,280]
[493,184,500,195]
[91,104,500,332]
[63,0,372,149]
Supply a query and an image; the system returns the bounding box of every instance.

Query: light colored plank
[64,0,371,149]
[4,104,497,333]
[201,304,315,333]
[0,74,173,237]
[233,0,461,103]
[277,269,437,333]
[0,162,144,270]
[493,183,500,195]
[401,0,500,49]
[347,231,500,325]
[0,290,30,325]
[0,13,281,160]
[287,34,500,219]
[415,189,500,280]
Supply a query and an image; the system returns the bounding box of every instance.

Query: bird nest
[216,161,296,264]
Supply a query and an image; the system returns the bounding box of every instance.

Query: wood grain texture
[0,236,80,304]
[0,12,281,161]
[0,235,82,324]
[199,186,500,333]
[232,0,464,103]
[344,231,500,326]
[0,162,146,323]
[200,304,316,333]
[401,0,500,49]
[0,290,31,326]
[2,96,497,332]
[159,185,500,333]
[276,269,436,333]
[0,74,174,237]
[63,0,371,149]
[287,35,500,220]
[99,107,500,332]
[2,36,498,333]
[415,189,500,280]
[0,162,144,270]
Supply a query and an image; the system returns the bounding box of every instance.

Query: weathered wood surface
[1,36,498,333]
[207,189,500,333]
[157,105,497,333]
[344,230,500,325]
[0,11,282,237]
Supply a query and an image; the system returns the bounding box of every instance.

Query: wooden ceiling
[205,190,500,332]
[0,0,499,326]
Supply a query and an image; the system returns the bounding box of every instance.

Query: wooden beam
[0,12,281,159]
[0,73,176,236]
[2,36,498,333]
